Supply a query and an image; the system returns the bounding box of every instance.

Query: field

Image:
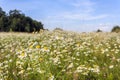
[0,30,120,80]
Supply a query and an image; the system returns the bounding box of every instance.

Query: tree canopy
[0,7,44,32]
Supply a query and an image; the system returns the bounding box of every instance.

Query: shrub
[111,25,120,33]
[96,29,102,32]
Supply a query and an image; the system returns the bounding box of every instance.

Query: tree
[96,29,102,32]
[0,7,5,17]
[0,7,8,31]
[111,25,120,33]
[9,9,23,18]
[0,7,44,32]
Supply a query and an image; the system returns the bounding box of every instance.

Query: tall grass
[0,31,120,80]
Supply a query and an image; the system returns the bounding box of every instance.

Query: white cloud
[59,0,95,13]
[46,0,108,21]
[84,14,108,20]
[47,13,108,21]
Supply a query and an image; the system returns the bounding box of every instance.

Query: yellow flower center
[39,58,43,62]
[29,45,33,48]
[36,45,40,49]
[21,52,25,57]
[44,47,48,50]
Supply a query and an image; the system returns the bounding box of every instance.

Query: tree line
[0,7,44,32]
[96,25,120,33]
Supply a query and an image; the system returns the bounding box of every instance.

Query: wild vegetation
[0,31,120,80]
[0,7,43,32]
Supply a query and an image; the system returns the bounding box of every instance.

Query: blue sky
[0,0,120,32]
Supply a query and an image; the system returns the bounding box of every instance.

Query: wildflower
[39,57,43,62]
[37,68,45,74]
[5,54,10,58]
[44,46,48,50]
[9,59,12,62]
[42,46,50,52]
[29,45,33,48]
[0,63,3,67]
[36,45,40,49]
[117,59,120,62]
[33,42,38,46]
[51,57,59,64]
[92,65,100,74]
[55,36,60,40]
[67,63,74,69]
[27,67,32,71]
[109,65,114,69]
[82,71,89,75]
[48,74,54,80]
[76,43,80,47]
[21,52,25,57]
[18,70,25,75]
[18,52,27,59]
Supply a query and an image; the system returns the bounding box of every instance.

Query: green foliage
[111,25,120,33]
[0,7,44,32]
[0,7,8,32]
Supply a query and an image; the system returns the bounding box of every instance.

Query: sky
[0,0,120,32]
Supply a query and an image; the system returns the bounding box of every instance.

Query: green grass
[0,31,120,80]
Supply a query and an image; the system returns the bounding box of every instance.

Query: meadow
[0,30,120,80]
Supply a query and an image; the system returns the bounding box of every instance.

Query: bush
[54,27,63,31]
[111,25,120,33]
[96,29,102,32]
